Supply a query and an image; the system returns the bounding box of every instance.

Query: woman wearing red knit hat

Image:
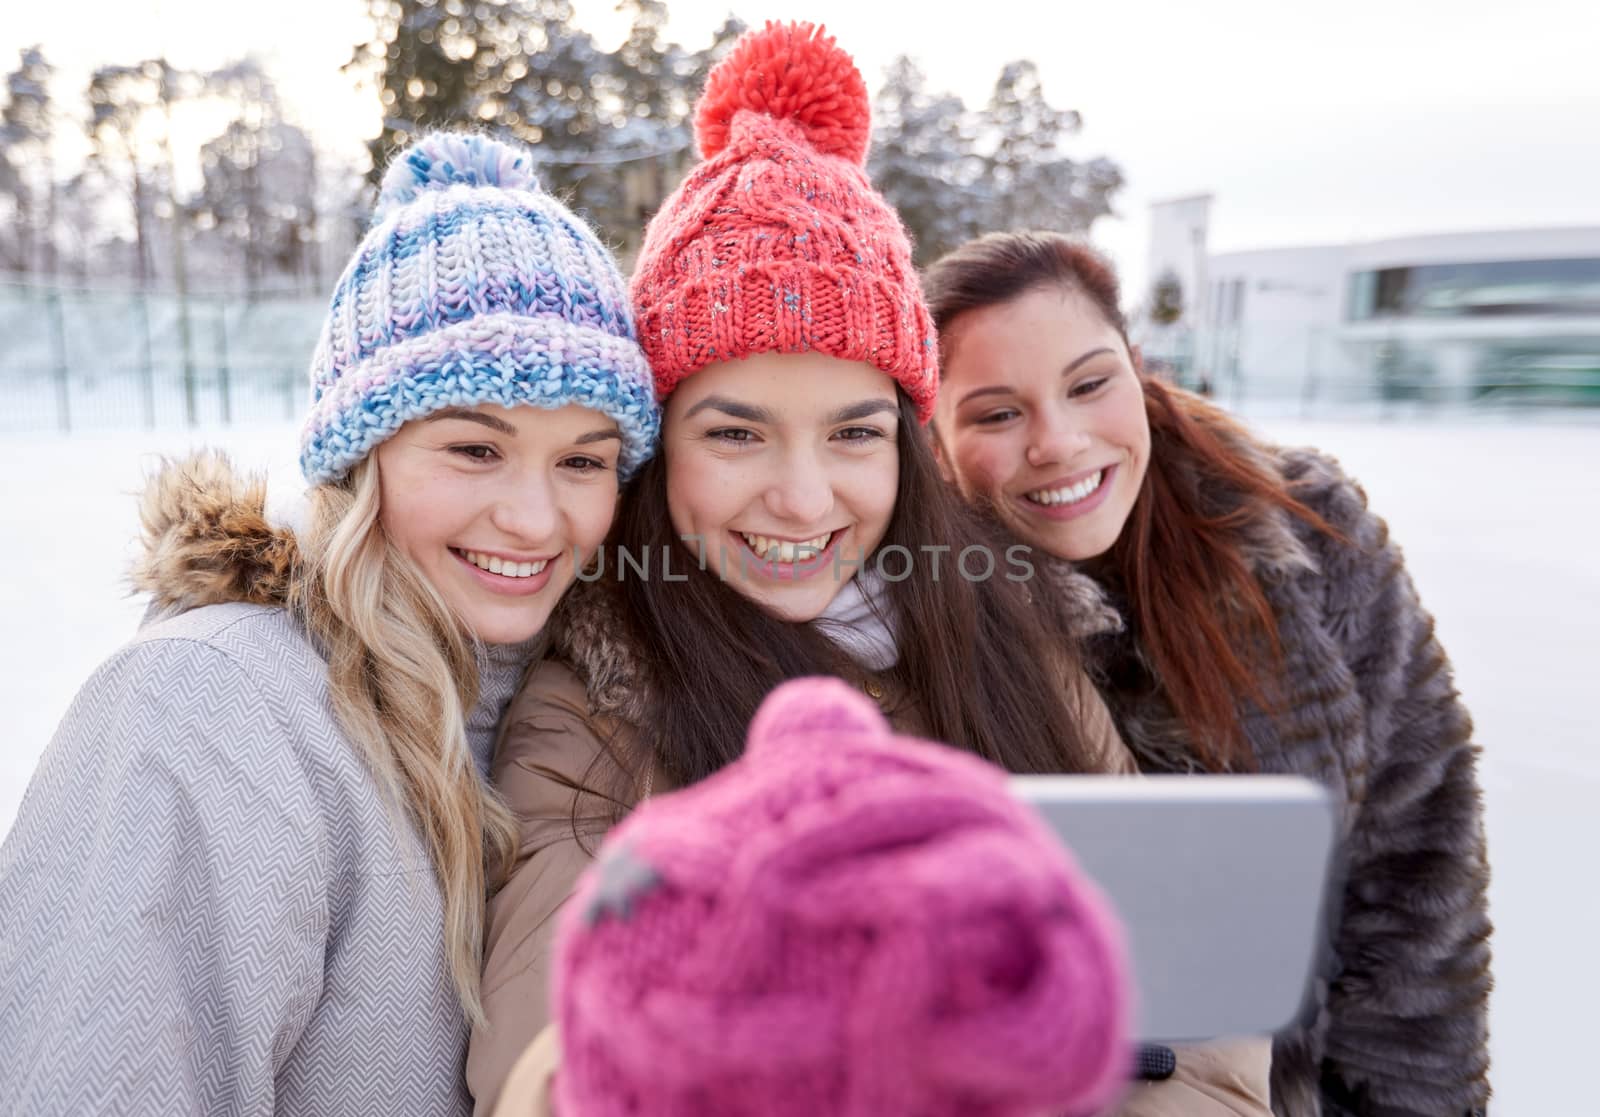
[471,23,1270,1117]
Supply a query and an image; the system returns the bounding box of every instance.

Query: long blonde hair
[292,458,518,1024]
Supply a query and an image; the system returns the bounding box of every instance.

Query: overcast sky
[8,0,1598,298]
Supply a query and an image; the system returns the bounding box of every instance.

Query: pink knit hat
[629,22,940,421]
[551,677,1131,1117]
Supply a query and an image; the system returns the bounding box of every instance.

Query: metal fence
[0,281,325,433]
[6,280,1598,435]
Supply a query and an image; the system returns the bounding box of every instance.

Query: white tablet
[1009,775,1338,1043]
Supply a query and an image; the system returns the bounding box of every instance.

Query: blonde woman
[0,132,658,1116]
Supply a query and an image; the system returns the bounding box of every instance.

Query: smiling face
[932,285,1151,562]
[373,402,621,644]
[663,352,901,623]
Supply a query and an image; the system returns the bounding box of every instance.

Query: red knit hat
[630,22,939,421]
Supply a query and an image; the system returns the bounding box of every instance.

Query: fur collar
[547,578,658,727]
[1038,558,1124,640]
[130,451,299,615]
[1176,407,1322,584]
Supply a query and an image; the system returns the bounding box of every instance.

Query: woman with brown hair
[922,230,1492,1117]
[472,23,1274,1117]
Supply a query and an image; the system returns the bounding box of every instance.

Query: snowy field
[2,410,1595,1113]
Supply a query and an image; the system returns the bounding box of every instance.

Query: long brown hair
[923,231,1333,770]
[602,391,1103,788]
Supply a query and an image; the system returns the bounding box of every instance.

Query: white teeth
[464,550,548,578]
[1026,471,1105,507]
[738,531,832,562]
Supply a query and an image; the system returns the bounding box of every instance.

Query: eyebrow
[682,395,776,424]
[682,395,900,426]
[955,347,1116,409]
[424,407,517,435]
[575,428,622,445]
[827,399,899,424]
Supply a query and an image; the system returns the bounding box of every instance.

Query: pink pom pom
[694,22,871,165]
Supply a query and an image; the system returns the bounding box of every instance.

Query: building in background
[1140,206,1600,407]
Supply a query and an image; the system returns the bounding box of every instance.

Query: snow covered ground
[2,410,1595,1113]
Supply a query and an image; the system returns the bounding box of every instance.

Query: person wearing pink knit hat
[474,22,1270,1117]
[551,676,1132,1117]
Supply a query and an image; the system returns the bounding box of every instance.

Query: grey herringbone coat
[0,459,537,1115]
[1085,435,1492,1117]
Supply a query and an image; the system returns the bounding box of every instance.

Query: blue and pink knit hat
[299,132,659,484]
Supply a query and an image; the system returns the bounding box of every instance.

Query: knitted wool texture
[629,23,939,419]
[551,676,1131,1117]
[299,132,659,484]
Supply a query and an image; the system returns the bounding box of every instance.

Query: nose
[489,468,562,545]
[763,448,835,526]
[1026,403,1092,470]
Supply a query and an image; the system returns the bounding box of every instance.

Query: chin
[1041,522,1120,564]
[739,583,838,625]
[463,606,554,646]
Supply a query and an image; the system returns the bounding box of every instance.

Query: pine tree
[348,0,551,184]
[194,61,319,294]
[1149,270,1185,326]
[869,56,985,266]
[87,60,192,285]
[0,46,56,274]
[349,1,745,255]
[52,168,117,281]
[196,62,290,290]
[980,60,1121,235]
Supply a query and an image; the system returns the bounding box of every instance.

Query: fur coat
[1084,430,1492,1117]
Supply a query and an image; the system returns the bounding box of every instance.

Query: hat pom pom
[375,131,541,222]
[694,22,871,165]
[746,677,889,755]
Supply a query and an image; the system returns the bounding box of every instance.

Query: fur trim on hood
[547,579,657,728]
[130,451,300,615]
[1038,558,1124,641]
[1178,403,1322,584]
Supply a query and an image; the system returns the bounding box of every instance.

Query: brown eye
[708,428,757,444]
[1069,377,1109,398]
[560,455,608,473]
[975,408,1021,425]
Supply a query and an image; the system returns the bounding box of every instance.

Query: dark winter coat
[1084,430,1492,1117]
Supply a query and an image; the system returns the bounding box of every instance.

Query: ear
[1129,343,1146,375]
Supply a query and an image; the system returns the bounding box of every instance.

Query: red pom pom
[694,22,871,165]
